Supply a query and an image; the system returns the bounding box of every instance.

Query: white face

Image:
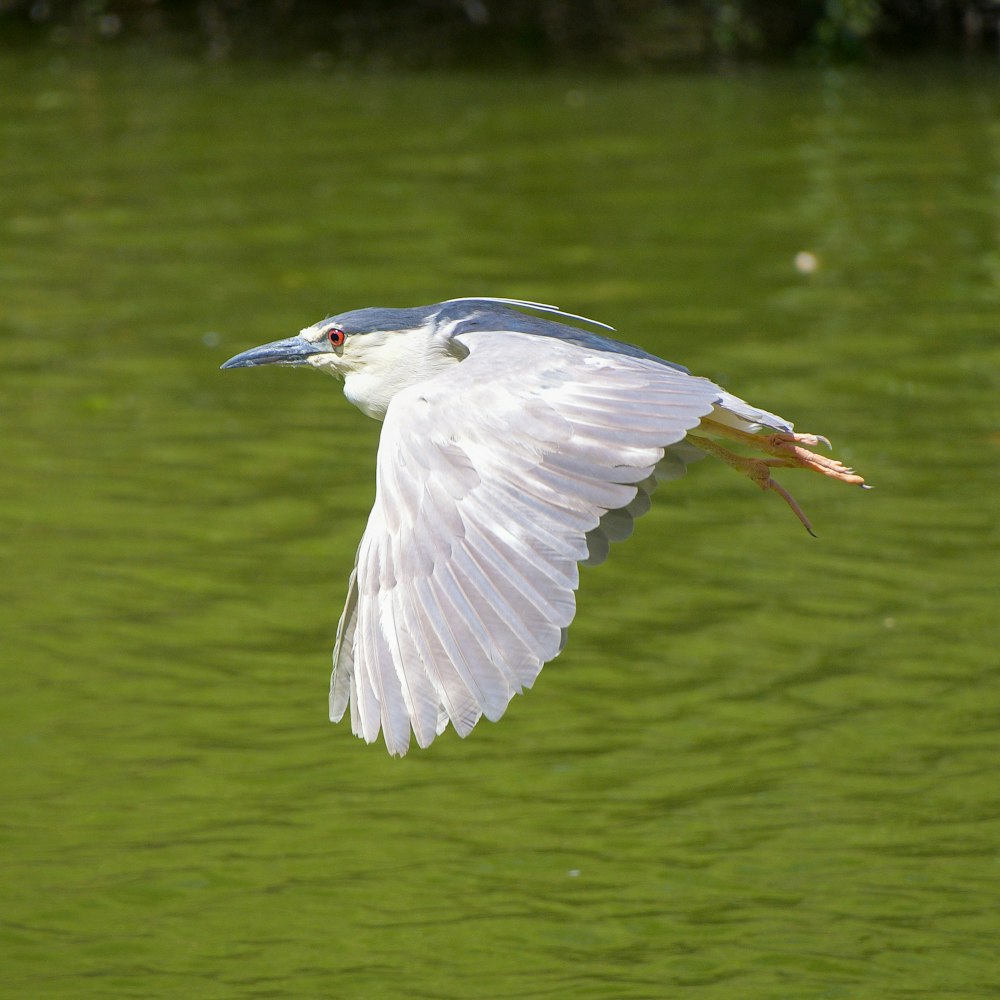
[300,318,457,421]
[299,320,406,378]
[299,319,345,346]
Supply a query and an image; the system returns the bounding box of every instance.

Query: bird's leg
[686,433,819,536]
[697,417,866,487]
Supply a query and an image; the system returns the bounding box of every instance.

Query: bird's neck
[338,326,458,421]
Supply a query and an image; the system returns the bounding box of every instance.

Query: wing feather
[332,329,719,753]
[447,542,551,687]
[459,501,579,608]
[330,564,359,721]
[410,577,498,731]
[395,583,481,737]
[384,587,440,748]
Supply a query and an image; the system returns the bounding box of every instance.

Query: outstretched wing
[330,330,721,755]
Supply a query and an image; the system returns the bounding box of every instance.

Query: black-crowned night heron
[222,297,866,755]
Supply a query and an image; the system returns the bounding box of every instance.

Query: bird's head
[221,304,468,420]
[221,305,444,375]
[221,297,615,374]
[220,298,617,420]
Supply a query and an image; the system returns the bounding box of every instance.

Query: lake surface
[2,49,998,998]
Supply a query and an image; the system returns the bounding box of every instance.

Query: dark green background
[2,51,997,998]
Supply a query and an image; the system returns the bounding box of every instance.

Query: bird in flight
[222,297,866,756]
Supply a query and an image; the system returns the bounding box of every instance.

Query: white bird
[222,297,866,755]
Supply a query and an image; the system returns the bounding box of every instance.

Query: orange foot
[688,421,868,536]
[759,432,866,487]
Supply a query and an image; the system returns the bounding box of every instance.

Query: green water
[2,50,998,998]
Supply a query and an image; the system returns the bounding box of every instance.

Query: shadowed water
[1,51,998,998]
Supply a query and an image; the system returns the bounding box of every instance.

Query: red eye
[327,327,346,347]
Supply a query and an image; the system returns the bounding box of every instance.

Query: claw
[698,419,865,484]
[737,452,818,536]
[763,433,865,486]
[766,477,817,537]
[688,418,868,533]
[785,432,832,450]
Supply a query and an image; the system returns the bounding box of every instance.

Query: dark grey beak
[221,336,325,370]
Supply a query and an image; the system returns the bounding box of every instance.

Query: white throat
[313,322,458,421]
